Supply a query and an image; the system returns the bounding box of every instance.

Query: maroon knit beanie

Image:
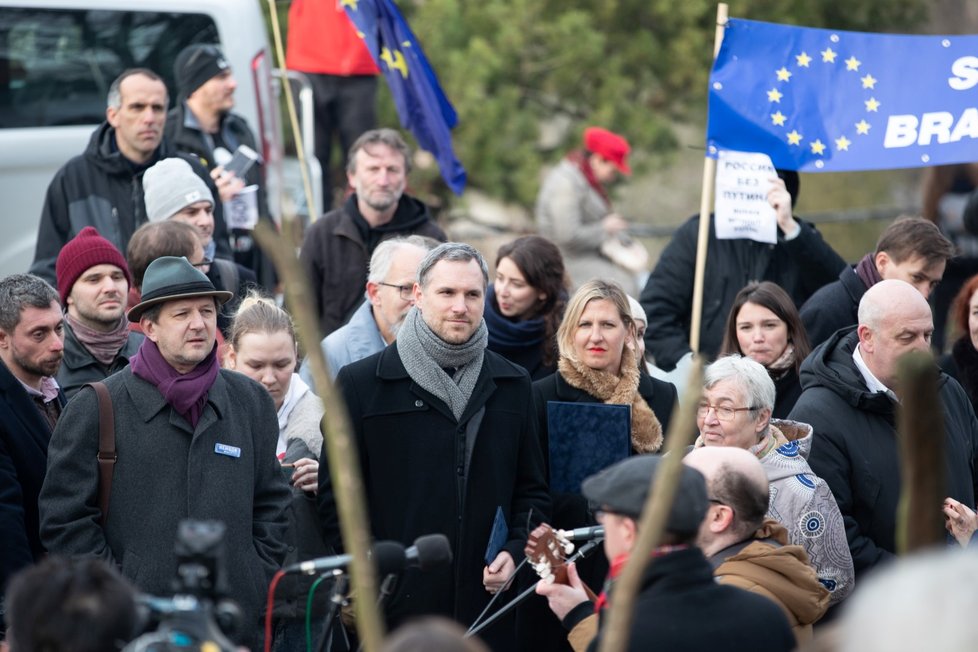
[56,227,133,305]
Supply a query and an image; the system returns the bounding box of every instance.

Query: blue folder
[546,401,631,494]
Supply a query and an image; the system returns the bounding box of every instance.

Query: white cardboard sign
[714,150,778,244]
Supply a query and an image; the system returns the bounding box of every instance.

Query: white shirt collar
[852,343,898,402]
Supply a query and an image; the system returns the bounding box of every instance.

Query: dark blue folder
[547,401,631,494]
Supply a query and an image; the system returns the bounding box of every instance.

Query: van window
[0,8,218,128]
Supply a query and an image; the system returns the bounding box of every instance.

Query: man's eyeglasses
[378,282,414,301]
[192,258,212,270]
[695,403,758,422]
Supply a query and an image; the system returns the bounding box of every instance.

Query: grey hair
[858,287,887,331]
[347,128,412,175]
[368,236,436,285]
[107,68,165,109]
[417,243,489,290]
[704,354,776,418]
[0,274,60,332]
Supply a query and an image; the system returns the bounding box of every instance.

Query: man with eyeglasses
[300,129,447,337]
[694,355,854,606]
[535,454,795,652]
[301,235,434,383]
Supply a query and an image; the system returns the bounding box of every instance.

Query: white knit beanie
[142,157,214,222]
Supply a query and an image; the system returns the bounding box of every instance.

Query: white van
[0,0,320,277]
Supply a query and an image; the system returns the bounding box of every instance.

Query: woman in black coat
[523,280,676,652]
[939,273,978,416]
[485,235,569,379]
[719,281,812,418]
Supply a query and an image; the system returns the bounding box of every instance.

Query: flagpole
[689,3,728,355]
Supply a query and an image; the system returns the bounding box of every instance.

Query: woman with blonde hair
[225,292,327,650]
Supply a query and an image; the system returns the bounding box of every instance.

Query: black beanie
[174,44,230,99]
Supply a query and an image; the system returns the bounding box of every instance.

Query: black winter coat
[31,122,230,284]
[0,361,65,593]
[300,195,446,337]
[56,321,143,399]
[581,547,795,652]
[772,368,803,419]
[318,344,550,643]
[799,266,866,348]
[789,329,978,577]
[639,214,845,370]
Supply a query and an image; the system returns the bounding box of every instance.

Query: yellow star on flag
[771,111,787,126]
[776,67,792,82]
[796,52,812,67]
[767,88,783,103]
[855,120,871,135]
[380,47,409,78]
[835,136,852,151]
[821,48,837,63]
[845,56,861,71]
[787,130,803,145]
[861,74,877,89]
[865,97,880,112]
[340,0,357,8]
[810,139,826,155]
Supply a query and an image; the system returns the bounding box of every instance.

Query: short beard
[14,351,62,378]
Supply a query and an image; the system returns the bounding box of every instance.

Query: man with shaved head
[684,447,829,645]
[789,279,978,579]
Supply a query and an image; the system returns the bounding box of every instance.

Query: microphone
[556,525,605,542]
[287,540,406,575]
[406,534,452,570]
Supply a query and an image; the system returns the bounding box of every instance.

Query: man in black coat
[31,68,230,285]
[535,455,795,652]
[800,216,954,348]
[789,280,978,578]
[639,172,845,370]
[317,243,549,648]
[0,275,66,613]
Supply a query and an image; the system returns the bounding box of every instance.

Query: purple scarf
[130,339,219,429]
[854,252,883,290]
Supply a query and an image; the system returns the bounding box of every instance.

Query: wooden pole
[597,359,703,652]
[689,3,728,354]
[253,222,385,652]
[266,0,317,223]
[896,350,946,554]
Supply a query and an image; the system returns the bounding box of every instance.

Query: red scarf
[566,150,611,207]
[593,544,690,613]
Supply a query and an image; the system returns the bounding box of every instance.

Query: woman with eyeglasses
[695,354,854,607]
[485,235,570,379]
[719,281,811,418]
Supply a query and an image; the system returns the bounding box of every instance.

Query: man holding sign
[639,170,845,370]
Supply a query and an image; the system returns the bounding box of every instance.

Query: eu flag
[707,19,978,172]
[343,0,467,194]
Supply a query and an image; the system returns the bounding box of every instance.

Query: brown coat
[713,521,830,646]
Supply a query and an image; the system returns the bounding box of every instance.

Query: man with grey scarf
[317,243,550,649]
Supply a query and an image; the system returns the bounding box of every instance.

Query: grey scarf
[396,306,488,421]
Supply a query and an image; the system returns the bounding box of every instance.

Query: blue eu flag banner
[707,19,978,172]
[343,0,467,194]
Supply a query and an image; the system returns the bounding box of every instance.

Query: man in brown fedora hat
[39,256,290,650]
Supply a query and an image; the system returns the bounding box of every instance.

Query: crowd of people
[2,35,978,652]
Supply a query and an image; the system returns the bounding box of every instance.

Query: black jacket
[0,361,66,593]
[799,265,866,348]
[31,122,230,284]
[788,328,978,577]
[318,344,550,644]
[301,195,446,337]
[165,104,276,290]
[577,547,795,652]
[772,368,802,419]
[639,214,845,370]
[56,321,143,399]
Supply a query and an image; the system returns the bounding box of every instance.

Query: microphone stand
[465,538,603,639]
[315,573,349,652]
[354,574,398,652]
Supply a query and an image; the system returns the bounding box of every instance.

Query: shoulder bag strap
[89,381,116,527]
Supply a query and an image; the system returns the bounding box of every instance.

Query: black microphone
[556,525,605,542]
[287,540,406,575]
[406,534,452,570]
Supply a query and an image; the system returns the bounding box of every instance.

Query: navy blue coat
[0,360,65,592]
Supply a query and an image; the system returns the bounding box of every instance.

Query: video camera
[123,520,243,652]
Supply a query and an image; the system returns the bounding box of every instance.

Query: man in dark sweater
[300,129,446,337]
